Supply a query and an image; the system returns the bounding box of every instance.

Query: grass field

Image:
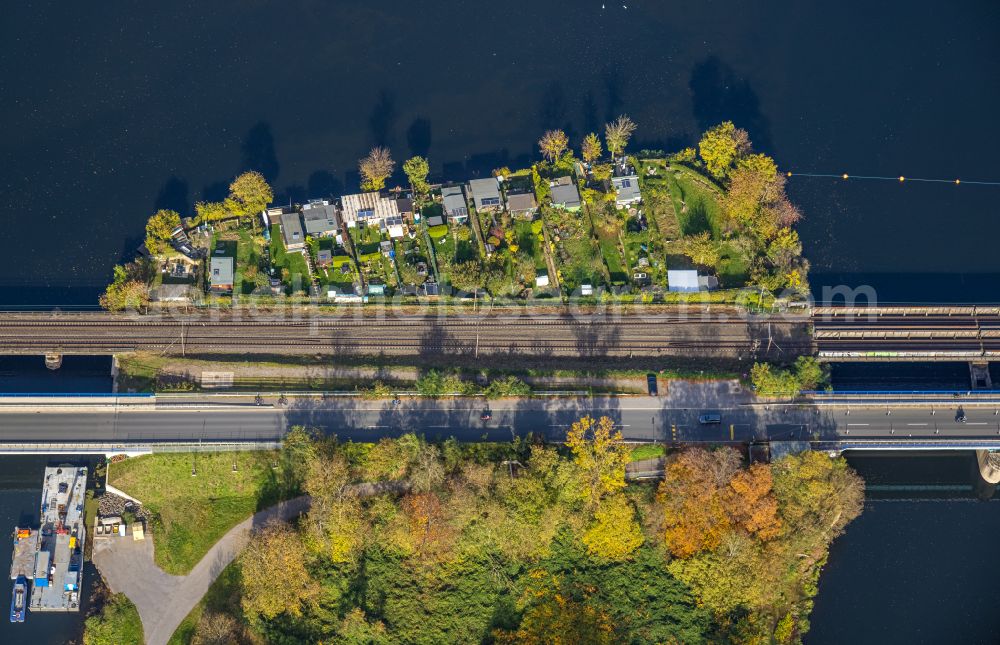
[108,451,285,575]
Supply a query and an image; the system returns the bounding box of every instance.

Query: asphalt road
[3,396,1000,444]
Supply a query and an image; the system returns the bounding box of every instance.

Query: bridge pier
[44,353,62,370]
[970,362,992,390]
[976,450,1000,484]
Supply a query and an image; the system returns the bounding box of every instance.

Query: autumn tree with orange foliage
[658,447,739,557]
[658,448,782,558]
[726,463,782,540]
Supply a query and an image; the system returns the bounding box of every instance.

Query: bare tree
[359,147,396,191]
[605,115,637,160]
[538,129,569,163]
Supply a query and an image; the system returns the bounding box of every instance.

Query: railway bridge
[812,306,1000,371]
[4,306,1000,369]
[0,310,811,365]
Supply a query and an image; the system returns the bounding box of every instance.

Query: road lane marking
[967,422,987,425]
[906,423,928,426]
[846,423,869,426]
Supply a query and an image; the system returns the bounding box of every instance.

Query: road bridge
[5,392,1000,478]
[2,393,1000,452]
[812,306,1000,362]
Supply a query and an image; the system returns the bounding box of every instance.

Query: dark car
[698,413,722,425]
[647,374,658,396]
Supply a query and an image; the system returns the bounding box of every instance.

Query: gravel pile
[97,492,150,522]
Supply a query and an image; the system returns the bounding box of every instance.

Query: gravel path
[93,496,310,645]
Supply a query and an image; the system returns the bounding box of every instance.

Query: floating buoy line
[784,171,1000,187]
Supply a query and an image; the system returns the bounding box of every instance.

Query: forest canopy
[187,422,863,645]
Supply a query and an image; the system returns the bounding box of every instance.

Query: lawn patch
[664,163,726,237]
[268,225,310,294]
[108,451,285,575]
[629,443,666,462]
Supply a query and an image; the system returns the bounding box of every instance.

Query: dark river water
[2,1,1000,641]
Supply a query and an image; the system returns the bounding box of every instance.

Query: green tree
[723,153,785,240]
[605,115,637,159]
[581,132,603,164]
[363,434,422,480]
[677,232,720,267]
[83,594,143,645]
[766,227,803,270]
[228,171,273,222]
[494,573,614,645]
[771,451,864,550]
[403,155,430,195]
[698,121,749,178]
[337,608,389,645]
[538,129,569,163]
[531,166,551,204]
[750,362,801,397]
[448,260,484,293]
[195,200,228,223]
[99,264,150,312]
[360,147,395,191]
[793,355,827,390]
[362,380,394,399]
[590,163,613,182]
[303,454,365,563]
[484,375,531,398]
[144,209,180,254]
[415,370,476,397]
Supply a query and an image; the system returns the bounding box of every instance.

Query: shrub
[484,376,531,399]
[416,370,476,397]
[428,225,449,239]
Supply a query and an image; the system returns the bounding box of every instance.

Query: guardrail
[803,390,990,396]
[813,439,1000,452]
[0,392,152,397]
[0,441,280,454]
